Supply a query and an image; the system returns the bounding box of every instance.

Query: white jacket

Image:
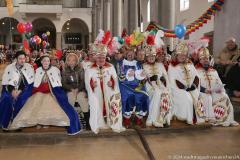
[34,66,62,88]
[2,62,34,86]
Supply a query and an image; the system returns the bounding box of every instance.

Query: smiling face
[16,54,26,66]
[200,57,210,66]
[67,55,78,68]
[41,56,51,70]
[137,50,145,62]
[95,55,106,67]
[146,55,156,64]
[177,54,188,63]
[226,40,237,50]
[126,50,135,61]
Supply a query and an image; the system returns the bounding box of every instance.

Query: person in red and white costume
[85,42,125,134]
[196,47,239,127]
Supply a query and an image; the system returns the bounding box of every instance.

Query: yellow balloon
[46,31,50,36]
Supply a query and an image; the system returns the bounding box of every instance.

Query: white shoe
[146,121,152,127]
[153,122,164,128]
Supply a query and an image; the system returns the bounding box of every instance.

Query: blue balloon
[175,24,186,39]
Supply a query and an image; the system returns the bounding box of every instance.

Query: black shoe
[83,112,91,130]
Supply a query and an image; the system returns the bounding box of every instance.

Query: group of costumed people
[0,29,238,135]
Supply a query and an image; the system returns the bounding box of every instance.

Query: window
[147,0,150,22]
[180,0,189,11]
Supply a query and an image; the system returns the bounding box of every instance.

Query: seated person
[143,45,171,128]
[226,58,240,98]
[214,37,240,81]
[85,43,125,134]
[196,48,239,126]
[0,51,34,130]
[10,54,81,135]
[62,53,90,130]
[168,42,205,125]
[119,47,149,128]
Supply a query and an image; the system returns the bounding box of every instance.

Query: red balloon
[55,50,62,59]
[17,23,26,34]
[34,35,39,40]
[23,39,29,50]
[36,37,42,45]
[42,40,47,47]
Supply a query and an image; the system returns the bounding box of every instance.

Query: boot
[135,116,144,128]
[123,117,131,128]
[83,111,91,130]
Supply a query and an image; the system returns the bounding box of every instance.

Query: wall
[214,0,240,55]
[175,0,214,42]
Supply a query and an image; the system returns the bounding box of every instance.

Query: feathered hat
[89,29,111,56]
[198,47,210,59]
[175,42,189,55]
[144,30,164,56]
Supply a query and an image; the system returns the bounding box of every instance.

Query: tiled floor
[0,126,239,160]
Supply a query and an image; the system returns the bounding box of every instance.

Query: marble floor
[0,126,239,160]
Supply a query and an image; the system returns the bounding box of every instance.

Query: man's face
[146,55,156,64]
[177,54,187,63]
[89,53,96,62]
[95,55,106,66]
[114,52,124,61]
[200,57,210,66]
[126,50,135,61]
[137,50,145,62]
[41,57,50,69]
[17,55,26,66]
[226,41,236,50]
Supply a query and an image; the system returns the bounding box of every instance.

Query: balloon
[25,32,33,39]
[42,33,48,40]
[42,40,47,47]
[46,31,50,36]
[34,35,39,40]
[36,37,42,45]
[30,37,36,45]
[55,50,62,59]
[23,39,29,50]
[118,37,124,44]
[17,23,26,34]
[174,24,186,39]
[25,22,33,32]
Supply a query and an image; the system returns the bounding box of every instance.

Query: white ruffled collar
[123,59,137,66]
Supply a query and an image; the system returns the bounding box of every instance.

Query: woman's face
[68,56,77,68]
[41,57,50,69]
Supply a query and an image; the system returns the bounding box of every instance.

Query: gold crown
[144,45,157,56]
[89,43,108,56]
[176,42,188,55]
[198,48,210,59]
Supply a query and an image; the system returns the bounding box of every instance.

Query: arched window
[180,0,189,11]
[147,0,150,22]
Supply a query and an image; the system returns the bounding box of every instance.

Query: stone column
[112,0,123,36]
[159,0,176,50]
[56,32,62,50]
[103,0,111,31]
[128,0,138,33]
